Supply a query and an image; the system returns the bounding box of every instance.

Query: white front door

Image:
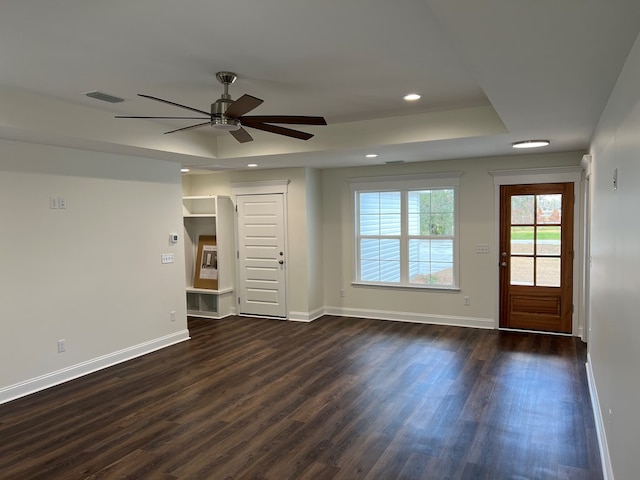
[236,194,287,318]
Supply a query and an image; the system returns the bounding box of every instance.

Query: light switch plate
[475,244,490,254]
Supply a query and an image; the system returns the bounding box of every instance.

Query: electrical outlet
[464,296,471,306]
[170,311,176,322]
[340,289,345,298]
[50,197,59,209]
[58,197,66,209]
[57,339,66,353]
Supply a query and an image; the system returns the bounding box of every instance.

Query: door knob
[279,260,284,265]
[501,262,507,267]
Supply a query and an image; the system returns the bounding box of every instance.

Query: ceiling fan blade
[245,122,314,141]
[138,94,210,116]
[224,94,263,118]
[115,116,211,120]
[230,127,253,143]
[241,115,327,126]
[164,121,211,134]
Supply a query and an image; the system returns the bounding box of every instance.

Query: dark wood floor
[0,316,602,480]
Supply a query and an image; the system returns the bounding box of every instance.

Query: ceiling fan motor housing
[211,97,241,131]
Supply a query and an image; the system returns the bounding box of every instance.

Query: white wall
[0,140,188,403]
[305,168,324,315]
[322,152,583,327]
[588,32,640,479]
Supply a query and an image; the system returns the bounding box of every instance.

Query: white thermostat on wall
[170,233,179,244]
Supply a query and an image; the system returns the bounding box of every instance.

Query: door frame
[231,180,290,319]
[580,154,593,343]
[490,167,584,335]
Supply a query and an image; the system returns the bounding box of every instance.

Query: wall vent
[385,160,405,165]
[83,90,125,103]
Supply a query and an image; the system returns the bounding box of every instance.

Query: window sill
[351,281,460,293]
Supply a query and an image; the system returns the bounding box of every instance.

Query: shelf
[183,196,217,216]
[183,195,235,319]
[186,288,235,319]
[186,287,234,295]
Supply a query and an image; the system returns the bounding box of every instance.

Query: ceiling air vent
[84,90,125,103]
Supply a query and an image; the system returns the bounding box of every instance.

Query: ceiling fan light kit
[211,117,241,131]
[115,72,326,143]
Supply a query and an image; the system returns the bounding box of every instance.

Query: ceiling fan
[115,72,326,143]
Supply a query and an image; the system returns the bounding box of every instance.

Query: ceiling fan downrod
[211,71,240,130]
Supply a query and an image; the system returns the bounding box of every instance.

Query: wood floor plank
[0,316,603,479]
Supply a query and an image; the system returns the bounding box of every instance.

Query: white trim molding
[288,308,325,322]
[231,179,290,196]
[324,306,494,329]
[489,166,583,184]
[348,171,463,190]
[586,354,614,480]
[0,330,190,405]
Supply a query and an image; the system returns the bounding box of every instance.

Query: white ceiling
[1,0,639,172]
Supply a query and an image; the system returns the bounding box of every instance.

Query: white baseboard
[288,308,325,322]
[0,329,190,405]
[586,353,614,480]
[323,306,494,329]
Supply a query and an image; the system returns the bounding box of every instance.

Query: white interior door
[236,194,287,318]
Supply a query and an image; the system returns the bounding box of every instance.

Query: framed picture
[193,235,218,289]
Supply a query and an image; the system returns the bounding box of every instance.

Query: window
[351,173,460,289]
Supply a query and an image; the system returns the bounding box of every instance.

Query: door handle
[501,262,507,267]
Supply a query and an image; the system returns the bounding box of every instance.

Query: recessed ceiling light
[247,163,258,167]
[403,93,421,102]
[365,154,378,158]
[180,168,190,173]
[512,140,550,149]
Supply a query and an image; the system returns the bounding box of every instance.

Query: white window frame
[349,172,462,290]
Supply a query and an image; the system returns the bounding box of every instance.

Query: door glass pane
[511,226,534,255]
[537,226,561,255]
[537,257,561,287]
[511,195,534,224]
[536,194,562,224]
[511,257,534,285]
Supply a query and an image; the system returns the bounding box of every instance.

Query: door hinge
[235,205,238,212]
[237,251,239,259]
[238,297,241,305]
